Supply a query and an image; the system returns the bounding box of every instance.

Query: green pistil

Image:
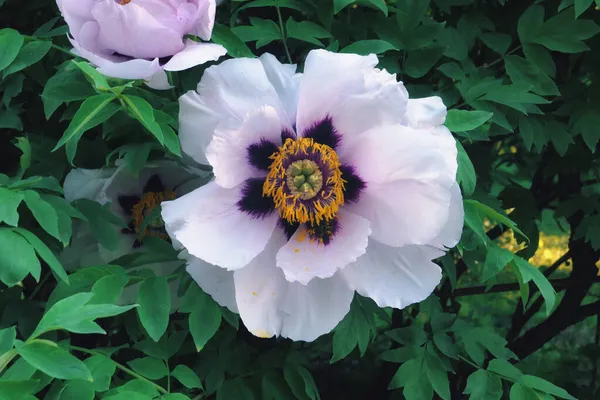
[286,160,323,200]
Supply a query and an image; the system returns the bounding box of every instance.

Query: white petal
[63,168,118,203]
[405,97,447,129]
[145,70,172,90]
[276,210,371,284]
[163,41,226,72]
[344,124,458,247]
[161,182,278,270]
[206,105,282,189]
[429,183,464,249]
[97,57,163,81]
[341,242,443,309]
[178,57,292,165]
[185,252,238,313]
[259,53,301,123]
[233,231,354,341]
[296,49,408,138]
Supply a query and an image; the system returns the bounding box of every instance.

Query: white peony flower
[162,49,464,341]
[62,160,208,305]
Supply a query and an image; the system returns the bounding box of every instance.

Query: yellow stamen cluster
[119,0,131,5]
[263,138,345,225]
[132,190,176,239]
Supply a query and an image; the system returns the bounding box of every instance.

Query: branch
[453,276,600,297]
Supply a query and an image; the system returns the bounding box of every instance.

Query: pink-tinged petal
[259,53,301,124]
[206,106,282,189]
[146,70,173,90]
[276,210,371,284]
[192,0,216,41]
[343,124,457,247]
[405,97,447,129]
[341,242,443,309]
[161,182,278,270]
[91,1,184,59]
[97,58,163,80]
[233,231,354,341]
[58,0,97,40]
[296,49,408,138]
[185,252,238,313]
[178,57,291,164]
[429,183,464,249]
[163,41,226,72]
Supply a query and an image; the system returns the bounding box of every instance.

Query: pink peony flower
[56,0,227,89]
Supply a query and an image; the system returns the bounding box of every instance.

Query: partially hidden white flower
[162,49,464,341]
[62,160,208,306]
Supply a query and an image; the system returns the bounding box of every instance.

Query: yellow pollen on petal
[253,330,272,338]
[119,0,131,5]
[263,137,345,225]
[252,291,257,296]
[132,190,176,239]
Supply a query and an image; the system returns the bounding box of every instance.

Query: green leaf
[232,18,282,48]
[464,370,502,400]
[0,326,16,354]
[533,10,600,53]
[217,378,255,400]
[0,187,23,226]
[481,33,512,55]
[3,40,51,77]
[0,380,38,400]
[262,370,295,400]
[0,228,40,286]
[331,296,377,363]
[433,333,458,360]
[42,67,96,118]
[456,141,476,197]
[211,23,255,58]
[73,61,110,91]
[84,354,116,392]
[404,46,445,78]
[488,358,523,381]
[18,340,92,381]
[575,0,594,17]
[512,257,556,315]
[481,245,514,282]
[424,350,450,400]
[453,321,517,365]
[90,274,128,304]
[481,85,550,114]
[59,380,95,400]
[137,277,171,342]
[172,364,203,389]
[510,383,538,400]
[74,199,126,251]
[519,375,576,399]
[53,94,119,163]
[286,19,331,47]
[518,5,545,44]
[283,364,320,400]
[340,40,398,55]
[22,190,61,241]
[334,0,355,14]
[104,391,153,400]
[122,95,164,144]
[13,228,69,284]
[188,289,222,351]
[446,110,493,133]
[127,357,168,380]
[546,120,574,156]
[31,292,135,339]
[14,136,31,178]
[388,355,433,399]
[504,55,560,96]
[464,199,528,242]
[0,29,24,71]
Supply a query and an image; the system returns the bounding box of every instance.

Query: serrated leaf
[482,245,514,282]
[504,55,560,96]
[286,19,331,47]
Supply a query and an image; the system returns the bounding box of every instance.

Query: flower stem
[276,5,293,64]
[69,345,169,395]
